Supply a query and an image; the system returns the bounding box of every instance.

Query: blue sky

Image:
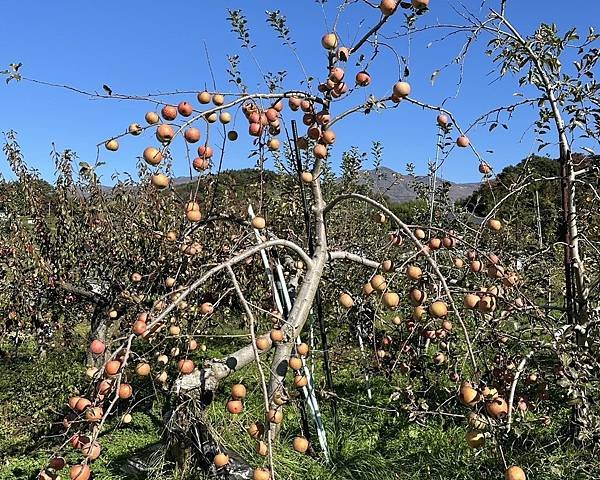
[1,0,598,184]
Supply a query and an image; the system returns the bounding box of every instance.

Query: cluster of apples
[38,460,93,480]
[342,223,527,479]
[289,342,310,389]
[435,112,473,150]
[288,95,336,161]
[49,267,219,479]
[145,99,213,178]
[462,252,520,315]
[218,383,297,479]
[104,88,325,227]
[320,26,479,175]
[39,339,136,480]
[226,383,248,415]
[100,91,234,225]
[367,268,451,364]
[339,219,523,375]
[459,382,527,479]
[215,342,311,479]
[241,99,283,151]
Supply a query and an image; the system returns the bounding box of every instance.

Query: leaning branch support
[135,239,312,400]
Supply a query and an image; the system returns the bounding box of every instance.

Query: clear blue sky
[1,1,598,184]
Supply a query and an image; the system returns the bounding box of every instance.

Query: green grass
[0,343,161,480]
[204,388,599,479]
[1,340,598,480]
[0,343,84,457]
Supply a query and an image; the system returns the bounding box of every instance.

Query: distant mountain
[171,175,200,186]
[360,166,480,203]
[100,167,480,204]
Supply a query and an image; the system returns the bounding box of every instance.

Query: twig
[226,265,275,480]
[506,350,533,433]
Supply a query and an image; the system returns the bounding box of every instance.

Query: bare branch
[328,250,380,269]
[227,265,275,480]
[507,351,534,432]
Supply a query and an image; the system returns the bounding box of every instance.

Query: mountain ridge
[358,166,480,203]
[131,166,480,204]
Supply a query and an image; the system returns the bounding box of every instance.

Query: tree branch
[327,250,380,269]
[227,265,275,480]
[57,280,107,305]
[323,193,477,368]
[506,350,533,432]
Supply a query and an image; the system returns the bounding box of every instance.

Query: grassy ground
[0,341,161,480]
[209,363,599,480]
[1,339,598,480]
